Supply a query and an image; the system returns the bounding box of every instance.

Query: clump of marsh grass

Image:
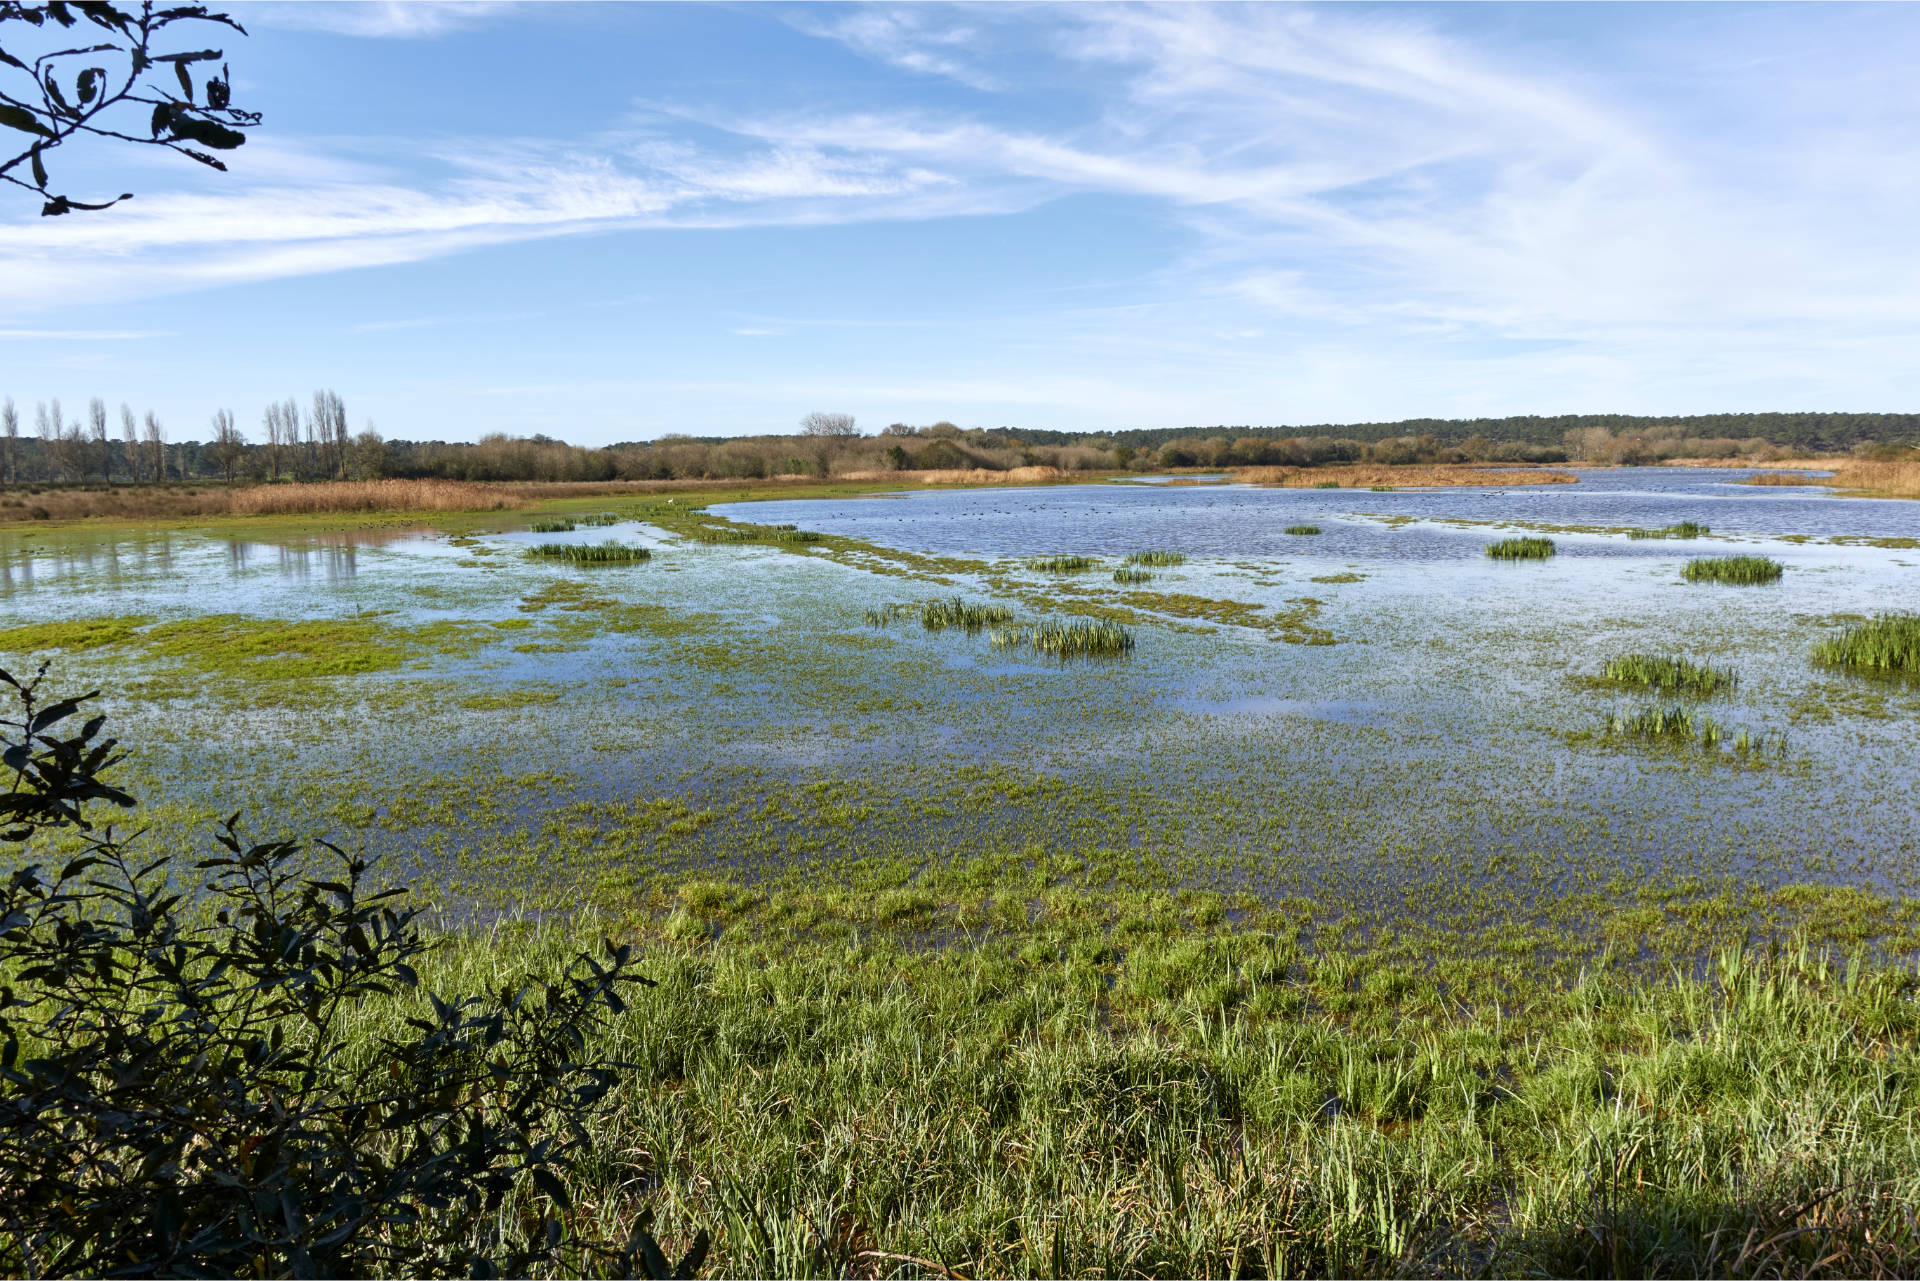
[1599,653,1736,698]
[1487,536,1556,560]
[576,512,624,527]
[526,541,651,564]
[1284,525,1322,536]
[526,519,576,533]
[1112,567,1154,585]
[1602,705,1783,756]
[689,523,821,545]
[1312,480,1340,489]
[999,618,1134,658]
[1682,555,1783,585]
[1813,613,1920,677]
[1629,521,1709,540]
[862,603,917,628]
[920,598,1014,632]
[1123,551,1185,566]
[1026,555,1096,574]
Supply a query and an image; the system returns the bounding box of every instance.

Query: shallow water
[3,469,1917,928]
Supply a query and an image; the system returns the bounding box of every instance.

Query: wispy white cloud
[242,1,516,39]
[788,7,1002,90]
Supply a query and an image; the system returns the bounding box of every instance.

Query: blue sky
[3,2,1918,444]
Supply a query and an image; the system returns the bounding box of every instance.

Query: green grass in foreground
[1599,652,1737,698]
[1629,521,1710,540]
[526,541,652,564]
[1814,613,1920,678]
[1683,555,1784,585]
[1486,536,1556,560]
[332,913,1920,1278]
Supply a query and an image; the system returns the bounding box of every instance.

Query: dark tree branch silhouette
[0,1,259,215]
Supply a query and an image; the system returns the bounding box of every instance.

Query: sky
[3,1,1918,445]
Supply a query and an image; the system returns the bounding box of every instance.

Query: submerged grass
[1487,536,1556,560]
[1683,555,1784,585]
[1027,554,1097,574]
[1599,653,1737,698]
[1813,613,1920,677]
[527,542,652,565]
[1629,521,1710,540]
[919,597,1014,633]
[1029,618,1135,658]
[1602,706,1782,757]
[1112,567,1155,585]
[577,512,624,527]
[1283,525,1322,536]
[1123,550,1187,567]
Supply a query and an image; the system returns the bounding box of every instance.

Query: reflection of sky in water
[1,475,1917,910]
[717,467,1920,561]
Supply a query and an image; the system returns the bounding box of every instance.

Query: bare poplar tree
[142,410,165,484]
[0,397,16,485]
[209,408,243,481]
[311,389,346,479]
[119,404,137,482]
[88,397,108,482]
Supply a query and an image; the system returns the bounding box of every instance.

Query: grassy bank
[338,904,1920,1279]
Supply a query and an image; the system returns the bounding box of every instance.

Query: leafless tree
[0,1,260,216]
[118,402,135,481]
[0,396,15,484]
[311,388,346,478]
[209,407,242,481]
[141,408,164,483]
[87,396,107,482]
[800,411,858,438]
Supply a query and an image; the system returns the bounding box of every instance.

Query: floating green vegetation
[1284,525,1322,536]
[526,519,576,533]
[1813,613,1920,678]
[1313,480,1341,489]
[994,618,1136,659]
[1602,705,1782,757]
[1311,572,1364,584]
[1629,521,1710,540]
[456,689,564,711]
[576,512,624,527]
[1486,536,1556,560]
[1123,550,1186,567]
[919,597,1014,633]
[1683,555,1784,585]
[0,615,149,652]
[1026,555,1097,574]
[526,542,652,565]
[1112,567,1154,585]
[1598,653,1737,698]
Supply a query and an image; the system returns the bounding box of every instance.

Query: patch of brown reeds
[0,486,233,523]
[1233,464,1578,488]
[228,479,522,515]
[1744,460,1920,499]
[837,465,1065,485]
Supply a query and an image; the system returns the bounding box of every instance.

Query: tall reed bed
[1026,555,1097,574]
[1813,613,1920,677]
[1628,521,1709,540]
[1682,555,1783,585]
[1598,653,1736,698]
[1486,536,1555,560]
[526,542,651,564]
[229,479,521,515]
[993,619,1135,658]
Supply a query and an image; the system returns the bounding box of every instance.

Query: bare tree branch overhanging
[0,1,258,215]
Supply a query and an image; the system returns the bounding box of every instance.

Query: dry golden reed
[228,479,523,516]
[1234,464,1577,489]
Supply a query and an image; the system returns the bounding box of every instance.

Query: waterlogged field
[8,467,1920,1274]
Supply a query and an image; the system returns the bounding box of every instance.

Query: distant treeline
[1,393,1914,487]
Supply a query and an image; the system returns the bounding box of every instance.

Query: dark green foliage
[1487,537,1556,561]
[527,542,651,564]
[1598,653,1736,698]
[1682,556,1783,585]
[1813,613,1920,677]
[1284,525,1322,536]
[0,666,704,1279]
[1628,521,1709,540]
